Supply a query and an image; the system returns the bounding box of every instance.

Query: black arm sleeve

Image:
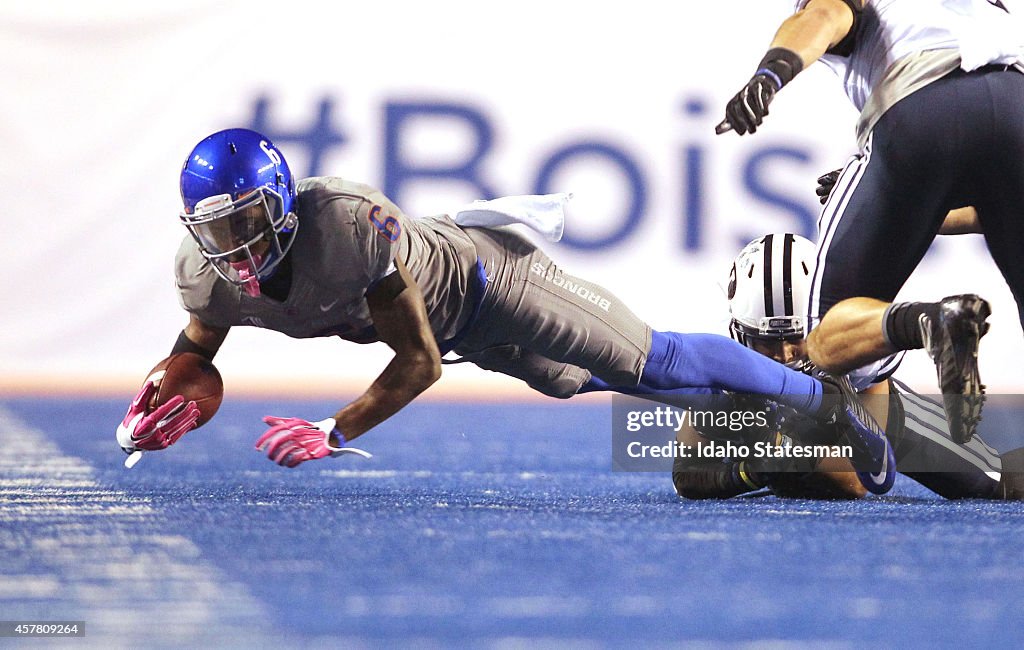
[825,0,863,57]
[170,330,217,361]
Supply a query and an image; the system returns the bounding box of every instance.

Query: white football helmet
[727,233,817,348]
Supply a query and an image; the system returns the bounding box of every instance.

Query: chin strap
[230,258,262,297]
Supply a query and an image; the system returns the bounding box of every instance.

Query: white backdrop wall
[2,0,1021,398]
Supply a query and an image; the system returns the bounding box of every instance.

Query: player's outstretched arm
[335,258,442,440]
[716,0,858,135]
[769,0,860,68]
[256,257,442,471]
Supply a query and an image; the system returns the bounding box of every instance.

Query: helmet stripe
[782,233,794,316]
[762,233,775,317]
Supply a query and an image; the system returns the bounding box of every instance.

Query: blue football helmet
[179,128,297,296]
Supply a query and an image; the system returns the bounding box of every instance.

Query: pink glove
[256,416,372,468]
[115,381,200,452]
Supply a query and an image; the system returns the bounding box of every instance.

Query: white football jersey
[794,0,1023,111]
[847,351,904,392]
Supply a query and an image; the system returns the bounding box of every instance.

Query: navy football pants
[810,66,1024,327]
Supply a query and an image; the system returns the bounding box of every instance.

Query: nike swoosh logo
[319,299,340,312]
[869,449,888,484]
[860,441,893,494]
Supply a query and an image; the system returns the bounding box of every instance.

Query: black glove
[717,74,779,136]
[716,47,804,136]
[816,169,842,205]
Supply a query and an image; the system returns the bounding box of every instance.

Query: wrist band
[312,417,346,448]
[170,330,216,361]
[756,47,804,89]
[736,461,764,491]
[755,68,784,90]
[330,427,347,448]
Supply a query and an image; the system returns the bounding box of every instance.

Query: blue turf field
[2,396,1024,648]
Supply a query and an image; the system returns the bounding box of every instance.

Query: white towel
[453,193,571,242]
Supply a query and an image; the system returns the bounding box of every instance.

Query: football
[144,353,224,427]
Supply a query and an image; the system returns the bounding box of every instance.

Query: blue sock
[641,331,823,413]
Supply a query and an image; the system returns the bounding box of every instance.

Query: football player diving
[117,128,905,490]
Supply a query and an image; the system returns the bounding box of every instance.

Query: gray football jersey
[175,177,478,345]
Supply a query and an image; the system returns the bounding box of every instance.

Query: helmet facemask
[180,187,298,297]
[728,315,807,348]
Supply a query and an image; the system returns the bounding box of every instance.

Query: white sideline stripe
[0,406,272,648]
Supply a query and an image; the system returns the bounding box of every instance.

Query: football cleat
[920,294,991,444]
[799,361,896,495]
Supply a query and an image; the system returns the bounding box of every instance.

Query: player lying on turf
[672,234,1022,500]
[117,128,905,484]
